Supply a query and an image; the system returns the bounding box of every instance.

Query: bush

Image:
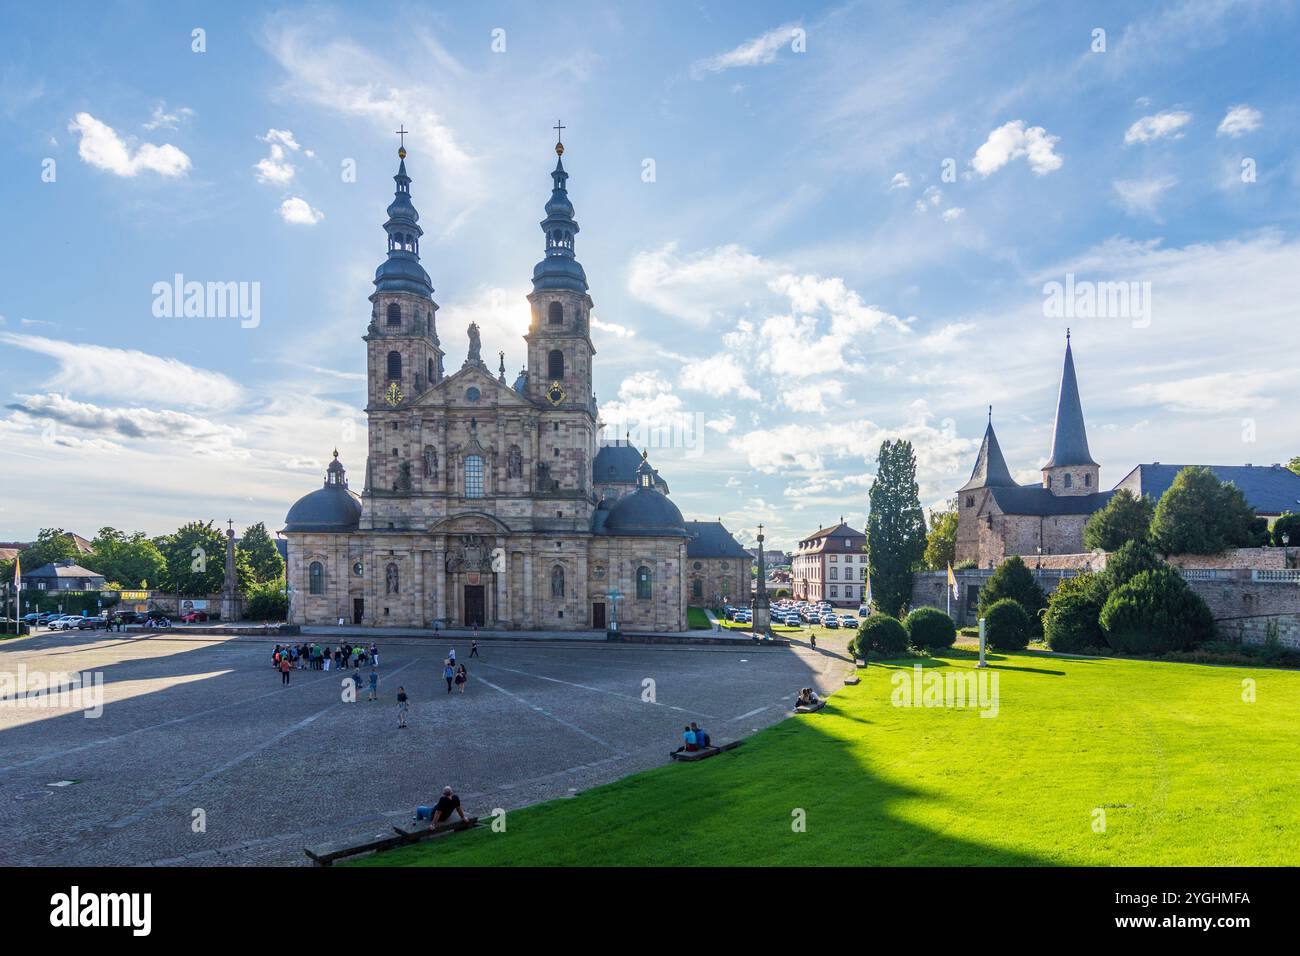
[1099,567,1216,655]
[243,580,288,620]
[983,598,1031,651]
[903,606,957,651]
[855,614,910,657]
[1043,586,1105,653]
[1272,512,1300,548]
[954,559,979,571]
[1100,539,1164,593]
[978,556,1047,635]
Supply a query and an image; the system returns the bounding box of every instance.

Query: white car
[49,616,81,630]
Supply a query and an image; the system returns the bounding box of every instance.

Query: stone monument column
[751,523,771,637]
[221,519,243,623]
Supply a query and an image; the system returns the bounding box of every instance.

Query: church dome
[284,451,362,533]
[604,487,690,537]
[374,254,433,296]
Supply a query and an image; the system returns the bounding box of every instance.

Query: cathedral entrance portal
[353,598,364,625]
[464,586,486,627]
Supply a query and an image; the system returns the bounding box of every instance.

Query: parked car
[180,611,208,623]
[75,616,108,630]
[21,612,41,624]
[114,611,147,625]
[822,616,840,629]
[38,612,62,624]
[49,616,81,630]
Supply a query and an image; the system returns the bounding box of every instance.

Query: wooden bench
[670,740,741,762]
[794,699,826,713]
[304,816,479,866]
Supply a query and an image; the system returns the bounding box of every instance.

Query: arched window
[1084,473,1092,487]
[551,565,565,598]
[464,455,484,498]
[427,357,435,384]
[548,301,563,326]
[692,579,703,599]
[308,562,324,595]
[386,303,401,326]
[548,349,564,380]
[387,351,402,381]
[636,565,652,600]
[1064,473,1073,489]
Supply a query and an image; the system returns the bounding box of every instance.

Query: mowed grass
[352,650,1300,866]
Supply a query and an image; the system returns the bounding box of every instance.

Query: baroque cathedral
[282,135,696,631]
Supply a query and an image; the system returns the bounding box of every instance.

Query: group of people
[272,641,378,676]
[795,687,821,708]
[674,721,712,754]
[441,646,470,694]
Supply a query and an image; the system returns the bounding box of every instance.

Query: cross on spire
[553,120,565,144]
[395,125,408,150]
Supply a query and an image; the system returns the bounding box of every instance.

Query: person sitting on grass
[795,687,821,708]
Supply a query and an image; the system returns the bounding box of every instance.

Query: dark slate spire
[374,141,434,297]
[532,125,589,293]
[1044,332,1097,468]
[959,414,1017,492]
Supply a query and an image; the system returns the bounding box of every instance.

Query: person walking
[469,640,479,659]
[443,660,455,695]
[397,686,409,728]
[368,668,379,702]
[279,655,291,685]
[448,647,456,665]
[454,663,468,695]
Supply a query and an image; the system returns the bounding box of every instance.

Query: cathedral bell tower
[364,136,445,413]
[524,125,595,413]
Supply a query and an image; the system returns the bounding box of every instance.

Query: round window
[465,386,481,402]
[721,562,730,570]
[693,561,702,570]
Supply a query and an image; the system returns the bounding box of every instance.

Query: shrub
[1100,539,1163,593]
[978,556,1047,635]
[1099,567,1216,655]
[1083,488,1154,552]
[904,606,957,651]
[856,614,910,657]
[954,559,979,571]
[983,598,1031,651]
[243,579,288,620]
[1043,586,1105,653]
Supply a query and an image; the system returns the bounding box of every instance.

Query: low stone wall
[1184,577,1300,621]
[1167,547,1298,571]
[1216,614,1300,649]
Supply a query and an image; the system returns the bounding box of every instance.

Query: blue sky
[1,0,1297,550]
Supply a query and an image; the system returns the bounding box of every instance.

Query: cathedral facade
[282,138,690,631]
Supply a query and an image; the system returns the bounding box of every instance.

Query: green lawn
[351,650,1299,866]
[686,607,712,629]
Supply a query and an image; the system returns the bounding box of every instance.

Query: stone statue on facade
[385,563,399,595]
[507,445,523,479]
[466,321,483,366]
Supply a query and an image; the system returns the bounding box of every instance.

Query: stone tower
[363,143,444,494]
[1041,331,1100,496]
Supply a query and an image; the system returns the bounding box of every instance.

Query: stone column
[495,536,509,627]
[414,550,425,627]
[523,551,533,624]
[434,547,446,624]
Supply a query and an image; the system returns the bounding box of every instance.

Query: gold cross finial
[554,120,565,156]
[395,124,408,158]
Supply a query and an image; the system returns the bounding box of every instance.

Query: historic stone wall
[687,556,751,607]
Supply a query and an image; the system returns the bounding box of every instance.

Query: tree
[1288,457,1300,477]
[238,522,284,584]
[243,579,288,620]
[977,555,1047,635]
[1083,488,1154,552]
[19,528,80,571]
[1099,567,1216,655]
[866,439,928,617]
[85,527,166,589]
[1149,465,1259,555]
[923,501,958,570]
[1272,512,1300,547]
[1099,539,1164,595]
[157,521,228,594]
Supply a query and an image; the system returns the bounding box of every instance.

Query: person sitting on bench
[690,721,711,749]
[430,786,467,829]
[796,687,821,708]
[672,725,697,754]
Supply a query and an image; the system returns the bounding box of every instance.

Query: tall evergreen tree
[238,522,284,584]
[866,439,927,617]
[1150,466,1259,555]
[1083,488,1154,552]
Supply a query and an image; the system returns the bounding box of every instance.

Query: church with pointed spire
[281,132,693,631]
[955,334,1113,567]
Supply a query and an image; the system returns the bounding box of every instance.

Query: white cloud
[436,285,531,373]
[278,196,324,225]
[591,316,635,338]
[67,112,191,177]
[1217,104,1261,138]
[0,332,242,407]
[678,353,760,401]
[1129,371,1284,414]
[941,207,964,222]
[142,103,194,131]
[890,172,910,190]
[255,129,305,184]
[971,120,1062,177]
[600,371,696,436]
[627,242,775,325]
[691,23,800,76]
[706,414,736,434]
[1124,110,1192,145]
[9,392,246,446]
[1113,175,1177,217]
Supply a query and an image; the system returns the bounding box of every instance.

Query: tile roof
[1117,464,1300,516]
